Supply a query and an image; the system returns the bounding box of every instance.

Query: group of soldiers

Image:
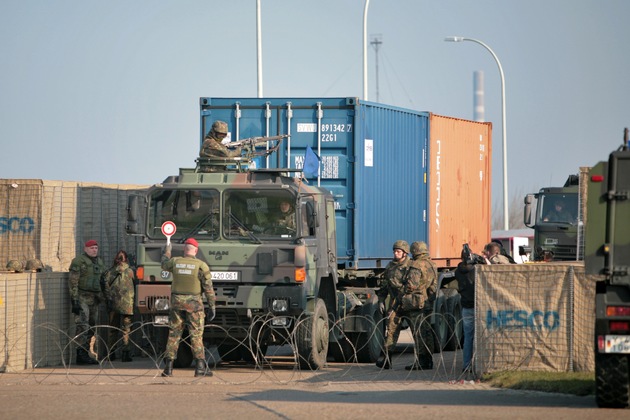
[68,240,136,365]
[376,240,437,371]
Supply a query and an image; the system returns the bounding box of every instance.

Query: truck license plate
[605,335,630,353]
[211,271,239,281]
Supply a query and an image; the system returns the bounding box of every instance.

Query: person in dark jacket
[454,249,478,375]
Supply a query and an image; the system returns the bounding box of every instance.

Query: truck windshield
[538,193,578,225]
[223,190,298,239]
[147,189,220,240]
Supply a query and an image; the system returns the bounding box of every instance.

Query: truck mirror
[523,194,534,227]
[127,195,140,222]
[126,221,139,234]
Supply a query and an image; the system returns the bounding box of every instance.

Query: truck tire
[443,289,463,351]
[432,294,448,353]
[595,352,630,408]
[296,298,329,370]
[354,304,384,363]
[328,336,354,363]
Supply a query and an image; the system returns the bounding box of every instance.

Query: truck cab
[524,175,580,261]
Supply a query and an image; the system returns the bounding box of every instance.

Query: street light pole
[445,36,509,230]
[363,0,370,100]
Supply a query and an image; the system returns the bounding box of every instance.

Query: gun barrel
[229,134,288,148]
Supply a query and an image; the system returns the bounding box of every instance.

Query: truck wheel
[355,304,384,363]
[296,298,329,370]
[328,336,355,363]
[595,352,630,408]
[173,332,194,368]
[432,295,448,353]
[443,289,463,351]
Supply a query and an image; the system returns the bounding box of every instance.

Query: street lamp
[363,0,370,100]
[445,36,509,231]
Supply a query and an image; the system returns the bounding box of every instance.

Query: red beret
[85,239,98,247]
[184,238,198,247]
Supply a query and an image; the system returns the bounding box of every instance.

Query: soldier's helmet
[211,120,228,135]
[410,241,428,256]
[6,259,24,272]
[392,240,410,254]
[25,259,44,271]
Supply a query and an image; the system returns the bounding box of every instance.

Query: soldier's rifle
[227,134,289,157]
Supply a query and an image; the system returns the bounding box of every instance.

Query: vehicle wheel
[296,298,329,370]
[173,332,194,368]
[354,304,384,363]
[595,352,630,408]
[443,289,463,351]
[217,343,242,362]
[432,295,448,353]
[328,336,355,363]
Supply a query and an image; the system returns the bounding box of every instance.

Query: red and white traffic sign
[161,221,176,245]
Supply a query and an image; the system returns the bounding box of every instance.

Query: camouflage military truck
[127,145,382,369]
[128,97,493,369]
[585,128,630,408]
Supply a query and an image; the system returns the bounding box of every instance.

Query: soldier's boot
[161,359,174,377]
[375,351,391,369]
[76,348,98,365]
[194,359,212,377]
[121,350,133,363]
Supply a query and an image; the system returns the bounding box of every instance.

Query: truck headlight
[155,298,170,311]
[271,317,290,327]
[272,299,288,312]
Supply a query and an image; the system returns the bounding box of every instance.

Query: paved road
[0,338,607,420]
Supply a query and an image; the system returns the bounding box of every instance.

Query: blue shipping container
[199,97,491,270]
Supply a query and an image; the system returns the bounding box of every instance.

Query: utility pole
[370,34,382,102]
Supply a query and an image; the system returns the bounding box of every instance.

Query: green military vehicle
[126,138,384,370]
[585,128,630,408]
[524,175,581,261]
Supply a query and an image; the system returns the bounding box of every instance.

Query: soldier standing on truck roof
[200,120,242,160]
[69,239,104,365]
[161,238,215,377]
[375,240,411,369]
[405,241,437,370]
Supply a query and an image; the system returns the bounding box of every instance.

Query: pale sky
[1,1,628,221]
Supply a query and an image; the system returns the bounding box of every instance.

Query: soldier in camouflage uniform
[406,241,438,370]
[161,237,215,377]
[69,239,105,365]
[375,240,411,369]
[103,250,135,362]
[275,200,296,232]
[199,120,242,172]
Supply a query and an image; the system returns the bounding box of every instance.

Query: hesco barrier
[474,262,595,374]
[2,263,596,373]
[0,179,149,272]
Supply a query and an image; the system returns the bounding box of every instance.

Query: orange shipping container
[428,114,492,268]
